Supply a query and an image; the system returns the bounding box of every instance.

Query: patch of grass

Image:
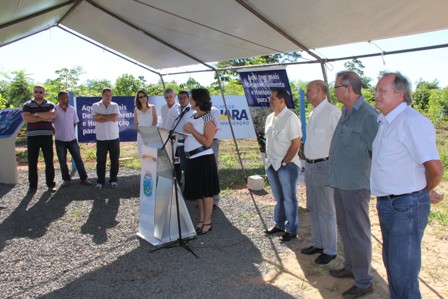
[436,124,448,180]
[68,206,83,233]
[80,143,96,161]
[218,139,265,189]
[120,158,141,169]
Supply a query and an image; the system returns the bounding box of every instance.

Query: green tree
[54,66,84,91]
[178,77,203,91]
[412,79,440,111]
[343,58,372,89]
[0,94,7,109]
[43,78,64,102]
[145,82,165,96]
[427,86,448,123]
[114,73,145,96]
[83,79,113,96]
[0,76,9,106]
[7,70,34,107]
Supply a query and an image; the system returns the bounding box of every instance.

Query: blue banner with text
[239,68,295,108]
[76,96,137,143]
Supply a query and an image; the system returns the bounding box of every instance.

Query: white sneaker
[110,182,118,189]
[95,183,103,189]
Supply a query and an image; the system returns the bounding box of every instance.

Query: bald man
[301,80,341,265]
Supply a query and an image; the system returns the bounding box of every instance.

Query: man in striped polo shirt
[22,85,57,192]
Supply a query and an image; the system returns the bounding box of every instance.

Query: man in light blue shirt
[53,91,91,187]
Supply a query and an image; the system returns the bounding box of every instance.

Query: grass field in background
[14,125,448,227]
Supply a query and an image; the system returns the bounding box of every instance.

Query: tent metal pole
[215,70,248,180]
[160,75,166,89]
[320,62,332,101]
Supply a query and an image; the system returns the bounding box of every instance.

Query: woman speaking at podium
[183,88,220,235]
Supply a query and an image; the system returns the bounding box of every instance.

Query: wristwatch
[282,161,287,167]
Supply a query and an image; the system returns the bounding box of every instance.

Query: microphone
[175,106,190,120]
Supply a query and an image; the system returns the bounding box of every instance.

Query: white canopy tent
[2,0,448,81]
[2,0,448,180]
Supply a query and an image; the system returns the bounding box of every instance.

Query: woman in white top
[183,88,220,235]
[134,90,157,157]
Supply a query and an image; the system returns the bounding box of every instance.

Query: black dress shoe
[314,253,337,264]
[264,226,285,234]
[280,232,297,242]
[342,284,373,298]
[329,267,354,278]
[301,245,324,255]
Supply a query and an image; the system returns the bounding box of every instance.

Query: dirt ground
[246,182,448,299]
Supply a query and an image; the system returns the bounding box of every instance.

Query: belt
[305,157,329,164]
[378,188,425,200]
[185,146,210,158]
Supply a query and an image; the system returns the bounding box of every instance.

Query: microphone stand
[151,110,198,258]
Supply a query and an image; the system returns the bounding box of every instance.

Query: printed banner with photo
[238,67,295,153]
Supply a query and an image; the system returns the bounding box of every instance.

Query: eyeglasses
[34,90,44,94]
[334,85,347,89]
[374,88,389,94]
[138,95,147,99]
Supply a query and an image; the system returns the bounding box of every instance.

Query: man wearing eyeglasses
[328,71,379,298]
[91,88,120,189]
[22,85,57,192]
[264,88,302,242]
[371,72,444,299]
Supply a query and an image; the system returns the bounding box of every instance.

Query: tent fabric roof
[2,0,448,71]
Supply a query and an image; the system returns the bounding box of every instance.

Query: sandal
[199,223,212,235]
[195,222,203,233]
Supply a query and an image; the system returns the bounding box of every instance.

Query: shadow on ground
[39,203,296,298]
[0,172,139,250]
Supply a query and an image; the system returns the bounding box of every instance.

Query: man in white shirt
[371,72,444,299]
[301,80,341,264]
[161,88,180,130]
[92,88,120,189]
[264,88,302,242]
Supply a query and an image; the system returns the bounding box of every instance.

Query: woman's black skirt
[183,153,220,200]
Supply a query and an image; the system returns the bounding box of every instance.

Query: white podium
[136,126,196,246]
